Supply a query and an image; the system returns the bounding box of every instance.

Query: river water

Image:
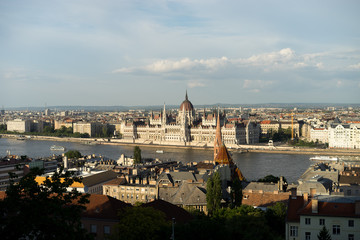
[0,138,312,183]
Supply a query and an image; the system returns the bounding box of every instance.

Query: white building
[286,195,360,240]
[6,119,31,133]
[329,123,360,149]
[310,127,329,143]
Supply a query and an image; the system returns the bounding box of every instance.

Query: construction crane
[291,112,294,141]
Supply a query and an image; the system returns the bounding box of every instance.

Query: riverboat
[156,150,164,154]
[309,156,339,162]
[50,145,65,151]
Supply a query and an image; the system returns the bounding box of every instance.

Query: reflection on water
[0,138,312,183]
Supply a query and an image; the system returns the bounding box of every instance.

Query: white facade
[329,124,360,149]
[310,128,329,143]
[6,119,31,133]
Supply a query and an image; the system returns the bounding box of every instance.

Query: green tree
[133,146,142,164]
[206,172,222,215]
[230,178,242,208]
[43,126,54,134]
[64,150,82,159]
[317,226,332,240]
[0,124,6,132]
[111,207,170,240]
[258,175,279,183]
[265,202,287,237]
[0,167,92,240]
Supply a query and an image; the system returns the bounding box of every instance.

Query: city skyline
[1,0,360,108]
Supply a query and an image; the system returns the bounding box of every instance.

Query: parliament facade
[122,92,260,146]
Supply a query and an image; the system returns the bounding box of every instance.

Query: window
[305,218,311,225]
[319,219,325,225]
[90,224,97,233]
[104,225,110,235]
[333,225,340,235]
[348,234,354,240]
[305,232,311,240]
[290,226,298,237]
[348,220,354,227]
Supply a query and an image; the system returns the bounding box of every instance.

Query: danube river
[0,138,313,183]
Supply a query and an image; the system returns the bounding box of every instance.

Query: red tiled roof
[142,199,193,223]
[215,144,232,165]
[103,177,126,186]
[286,196,304,222]
[81,194,131,220]
[299,200,357,218]
[242,192,290,208]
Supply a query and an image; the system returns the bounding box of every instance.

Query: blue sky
[0,0,359,107]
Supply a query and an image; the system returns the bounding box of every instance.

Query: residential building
[6,119,31,133]
[286,195,360,240]
[329,123,360,149]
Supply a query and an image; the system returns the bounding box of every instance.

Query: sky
[0,0,359,108]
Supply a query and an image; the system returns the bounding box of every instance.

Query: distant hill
[4,103,360,111]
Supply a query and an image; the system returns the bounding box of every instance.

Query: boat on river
[309,156,338,162]
[50,145,65,151]
[156,150,164,154]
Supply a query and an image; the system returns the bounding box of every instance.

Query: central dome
[179,91,194,111]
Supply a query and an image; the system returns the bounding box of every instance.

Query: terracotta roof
[102,177,127,186]
[214,144,232,165]
[82,194,131,220]
[0,191,6,200]
[286,196,305,222]
[242,192,290,208]
[299,200,358,218]
[142,199,193,223]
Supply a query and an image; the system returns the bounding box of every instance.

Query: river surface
[0,138,313,183]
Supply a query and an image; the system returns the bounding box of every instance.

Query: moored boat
[309,156,339,162]
[50,145,65,151]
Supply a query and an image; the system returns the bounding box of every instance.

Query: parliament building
[122,92,260,146]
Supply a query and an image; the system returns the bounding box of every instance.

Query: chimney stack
[312,199,318,213]
[304,192,309,206]
[63,156,68,169]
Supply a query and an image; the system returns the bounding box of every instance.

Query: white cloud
[348,62,360,69]
[113,48,331,75]
[114,56,229,73]
[187,80,206,88]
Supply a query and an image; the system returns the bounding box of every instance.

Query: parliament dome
[179,91,194,111]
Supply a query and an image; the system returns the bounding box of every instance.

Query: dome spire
[185,90,188,101]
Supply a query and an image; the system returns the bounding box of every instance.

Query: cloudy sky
[1,0,359,107]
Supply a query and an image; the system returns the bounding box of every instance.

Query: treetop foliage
[0,167,92,240]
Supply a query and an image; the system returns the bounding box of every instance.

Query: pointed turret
[162,102,167,125]
[214,109,223,161]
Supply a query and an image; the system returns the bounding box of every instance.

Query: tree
[64,150,82,159]
[318,226,332,240]
[133,146,142,164]
[265,202,287,237]
[0,167,92,240]
[111,207,170,240]
[230,178,242,208]
[258,175,287,184]
[206,171,222,215]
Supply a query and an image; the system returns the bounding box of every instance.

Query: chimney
[291,188,297,199]
[355,201,360,215]
[63,156,68,169]
[312,199,318,213]
[304,192,309,204]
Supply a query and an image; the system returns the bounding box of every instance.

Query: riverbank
[1,133,360,156]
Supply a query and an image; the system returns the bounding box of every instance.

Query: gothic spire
[185,90,188,101]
